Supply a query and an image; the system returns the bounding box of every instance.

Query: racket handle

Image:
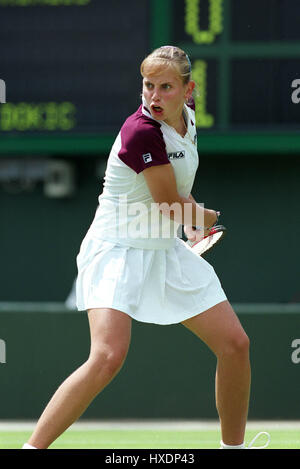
[192,211,221,231]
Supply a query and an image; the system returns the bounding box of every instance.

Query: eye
[145,81,153,89]
[162,83,171,90]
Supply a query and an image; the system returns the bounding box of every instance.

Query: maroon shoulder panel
[118,105,170,174]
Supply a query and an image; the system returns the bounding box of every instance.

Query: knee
[88,343,129,383]
[220,330,250,360]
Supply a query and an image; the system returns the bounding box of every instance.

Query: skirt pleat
[76,236,227,325]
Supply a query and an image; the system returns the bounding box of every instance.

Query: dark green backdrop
[0,153,299,419]
[0,304,299,420]
[0,154,299,303]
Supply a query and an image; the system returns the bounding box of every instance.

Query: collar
[142,96,154,119]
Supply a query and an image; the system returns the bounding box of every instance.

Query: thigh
[182,300,249,356]
[87,308,132,357]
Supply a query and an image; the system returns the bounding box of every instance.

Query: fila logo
[142,153,152,163]
[168,151,185,160]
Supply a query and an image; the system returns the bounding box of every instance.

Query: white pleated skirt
[76,236,227,325]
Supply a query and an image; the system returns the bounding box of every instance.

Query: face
[142,66,194,128]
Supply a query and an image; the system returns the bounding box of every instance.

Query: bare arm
[184,193,214,241]
[142,164,217,228]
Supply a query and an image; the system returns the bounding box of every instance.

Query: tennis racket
[186,225,227,256]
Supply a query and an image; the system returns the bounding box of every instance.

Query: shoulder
[121,105,165,146]
[184,97,197,130]
[118,105,169,174]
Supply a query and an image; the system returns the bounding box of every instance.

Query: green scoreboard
[1,0,300,154]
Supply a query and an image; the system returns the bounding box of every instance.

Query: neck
[165,110,187,137]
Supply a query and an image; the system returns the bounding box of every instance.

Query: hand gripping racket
[186,225,227,256]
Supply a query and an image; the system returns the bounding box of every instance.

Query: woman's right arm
[142,164,217,228]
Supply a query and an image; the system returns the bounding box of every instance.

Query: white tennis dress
[76,98,227,324]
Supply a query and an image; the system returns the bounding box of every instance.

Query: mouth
[151,104,164,116]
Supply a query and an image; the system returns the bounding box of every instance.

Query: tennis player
[23,46,266,450]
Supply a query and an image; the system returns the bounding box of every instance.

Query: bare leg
[27,308,132,449]
[182,300,250,446]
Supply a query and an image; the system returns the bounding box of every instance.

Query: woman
[23,46,266,449]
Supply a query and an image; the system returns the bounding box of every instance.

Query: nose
[152,87,160,102]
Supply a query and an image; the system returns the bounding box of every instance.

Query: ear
[185,80,196,101]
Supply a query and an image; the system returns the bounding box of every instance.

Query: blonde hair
[140,45,192,85]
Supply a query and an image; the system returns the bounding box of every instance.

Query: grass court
[0,420,299,450]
